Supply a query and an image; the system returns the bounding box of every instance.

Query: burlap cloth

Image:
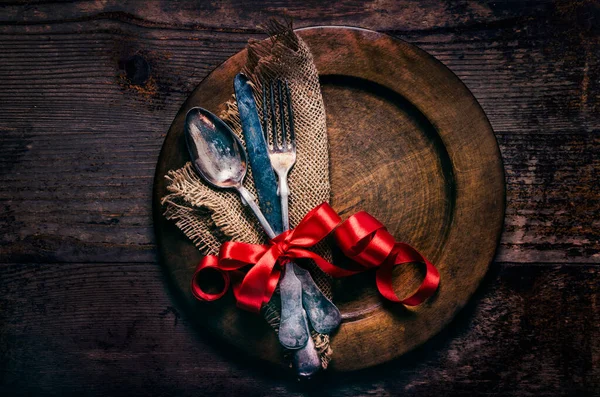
[161,21,334,368]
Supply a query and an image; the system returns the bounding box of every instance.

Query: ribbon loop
[191,256,230,302]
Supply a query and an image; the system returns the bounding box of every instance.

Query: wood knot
[122,55,150,85]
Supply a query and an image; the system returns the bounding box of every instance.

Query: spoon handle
[237,186,276,239]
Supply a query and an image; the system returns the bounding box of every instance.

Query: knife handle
[293,263,341,334]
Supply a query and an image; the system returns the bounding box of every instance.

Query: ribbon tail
[375,243,440,306]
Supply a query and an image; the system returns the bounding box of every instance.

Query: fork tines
[261,79,295,152]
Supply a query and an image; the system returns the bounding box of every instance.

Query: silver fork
[263,80,311,354]
[264,79,296,230]
[263,80,320,377]
[263,80,341,362]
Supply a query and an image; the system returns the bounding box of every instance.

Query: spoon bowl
[184,107,276,238]
[185,107,247,189]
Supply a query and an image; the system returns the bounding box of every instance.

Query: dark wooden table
[1,1,598,396]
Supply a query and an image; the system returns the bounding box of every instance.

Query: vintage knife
[235,73,309,349]
[234,73,283,233]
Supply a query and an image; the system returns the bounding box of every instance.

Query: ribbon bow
[191,203,440,313]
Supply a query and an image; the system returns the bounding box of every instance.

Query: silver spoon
[184,107,311,348]
[184,107,276,237]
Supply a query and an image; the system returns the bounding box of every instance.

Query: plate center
[322,75,455,319]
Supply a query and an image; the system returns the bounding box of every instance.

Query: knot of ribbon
[191,203,440,313]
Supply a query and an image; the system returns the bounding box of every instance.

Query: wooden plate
[152,26,505,371]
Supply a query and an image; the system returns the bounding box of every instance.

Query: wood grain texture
[0,0,599,395]
[1,263,599,396]
[1,0,597,264]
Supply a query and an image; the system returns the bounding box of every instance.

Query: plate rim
[152,25,506,372]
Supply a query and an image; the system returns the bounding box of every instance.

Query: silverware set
[184,73,341,378]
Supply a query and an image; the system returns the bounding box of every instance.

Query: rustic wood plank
[0,1,598,264]
[0,0,550,32]
[0,0,598,392]
[1,262,598,396]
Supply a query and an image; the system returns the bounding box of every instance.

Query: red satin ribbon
[191,203,440,313]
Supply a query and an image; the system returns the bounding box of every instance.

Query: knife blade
[234,73,283,234]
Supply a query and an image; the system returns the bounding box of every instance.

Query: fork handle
[277,174,290,231]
